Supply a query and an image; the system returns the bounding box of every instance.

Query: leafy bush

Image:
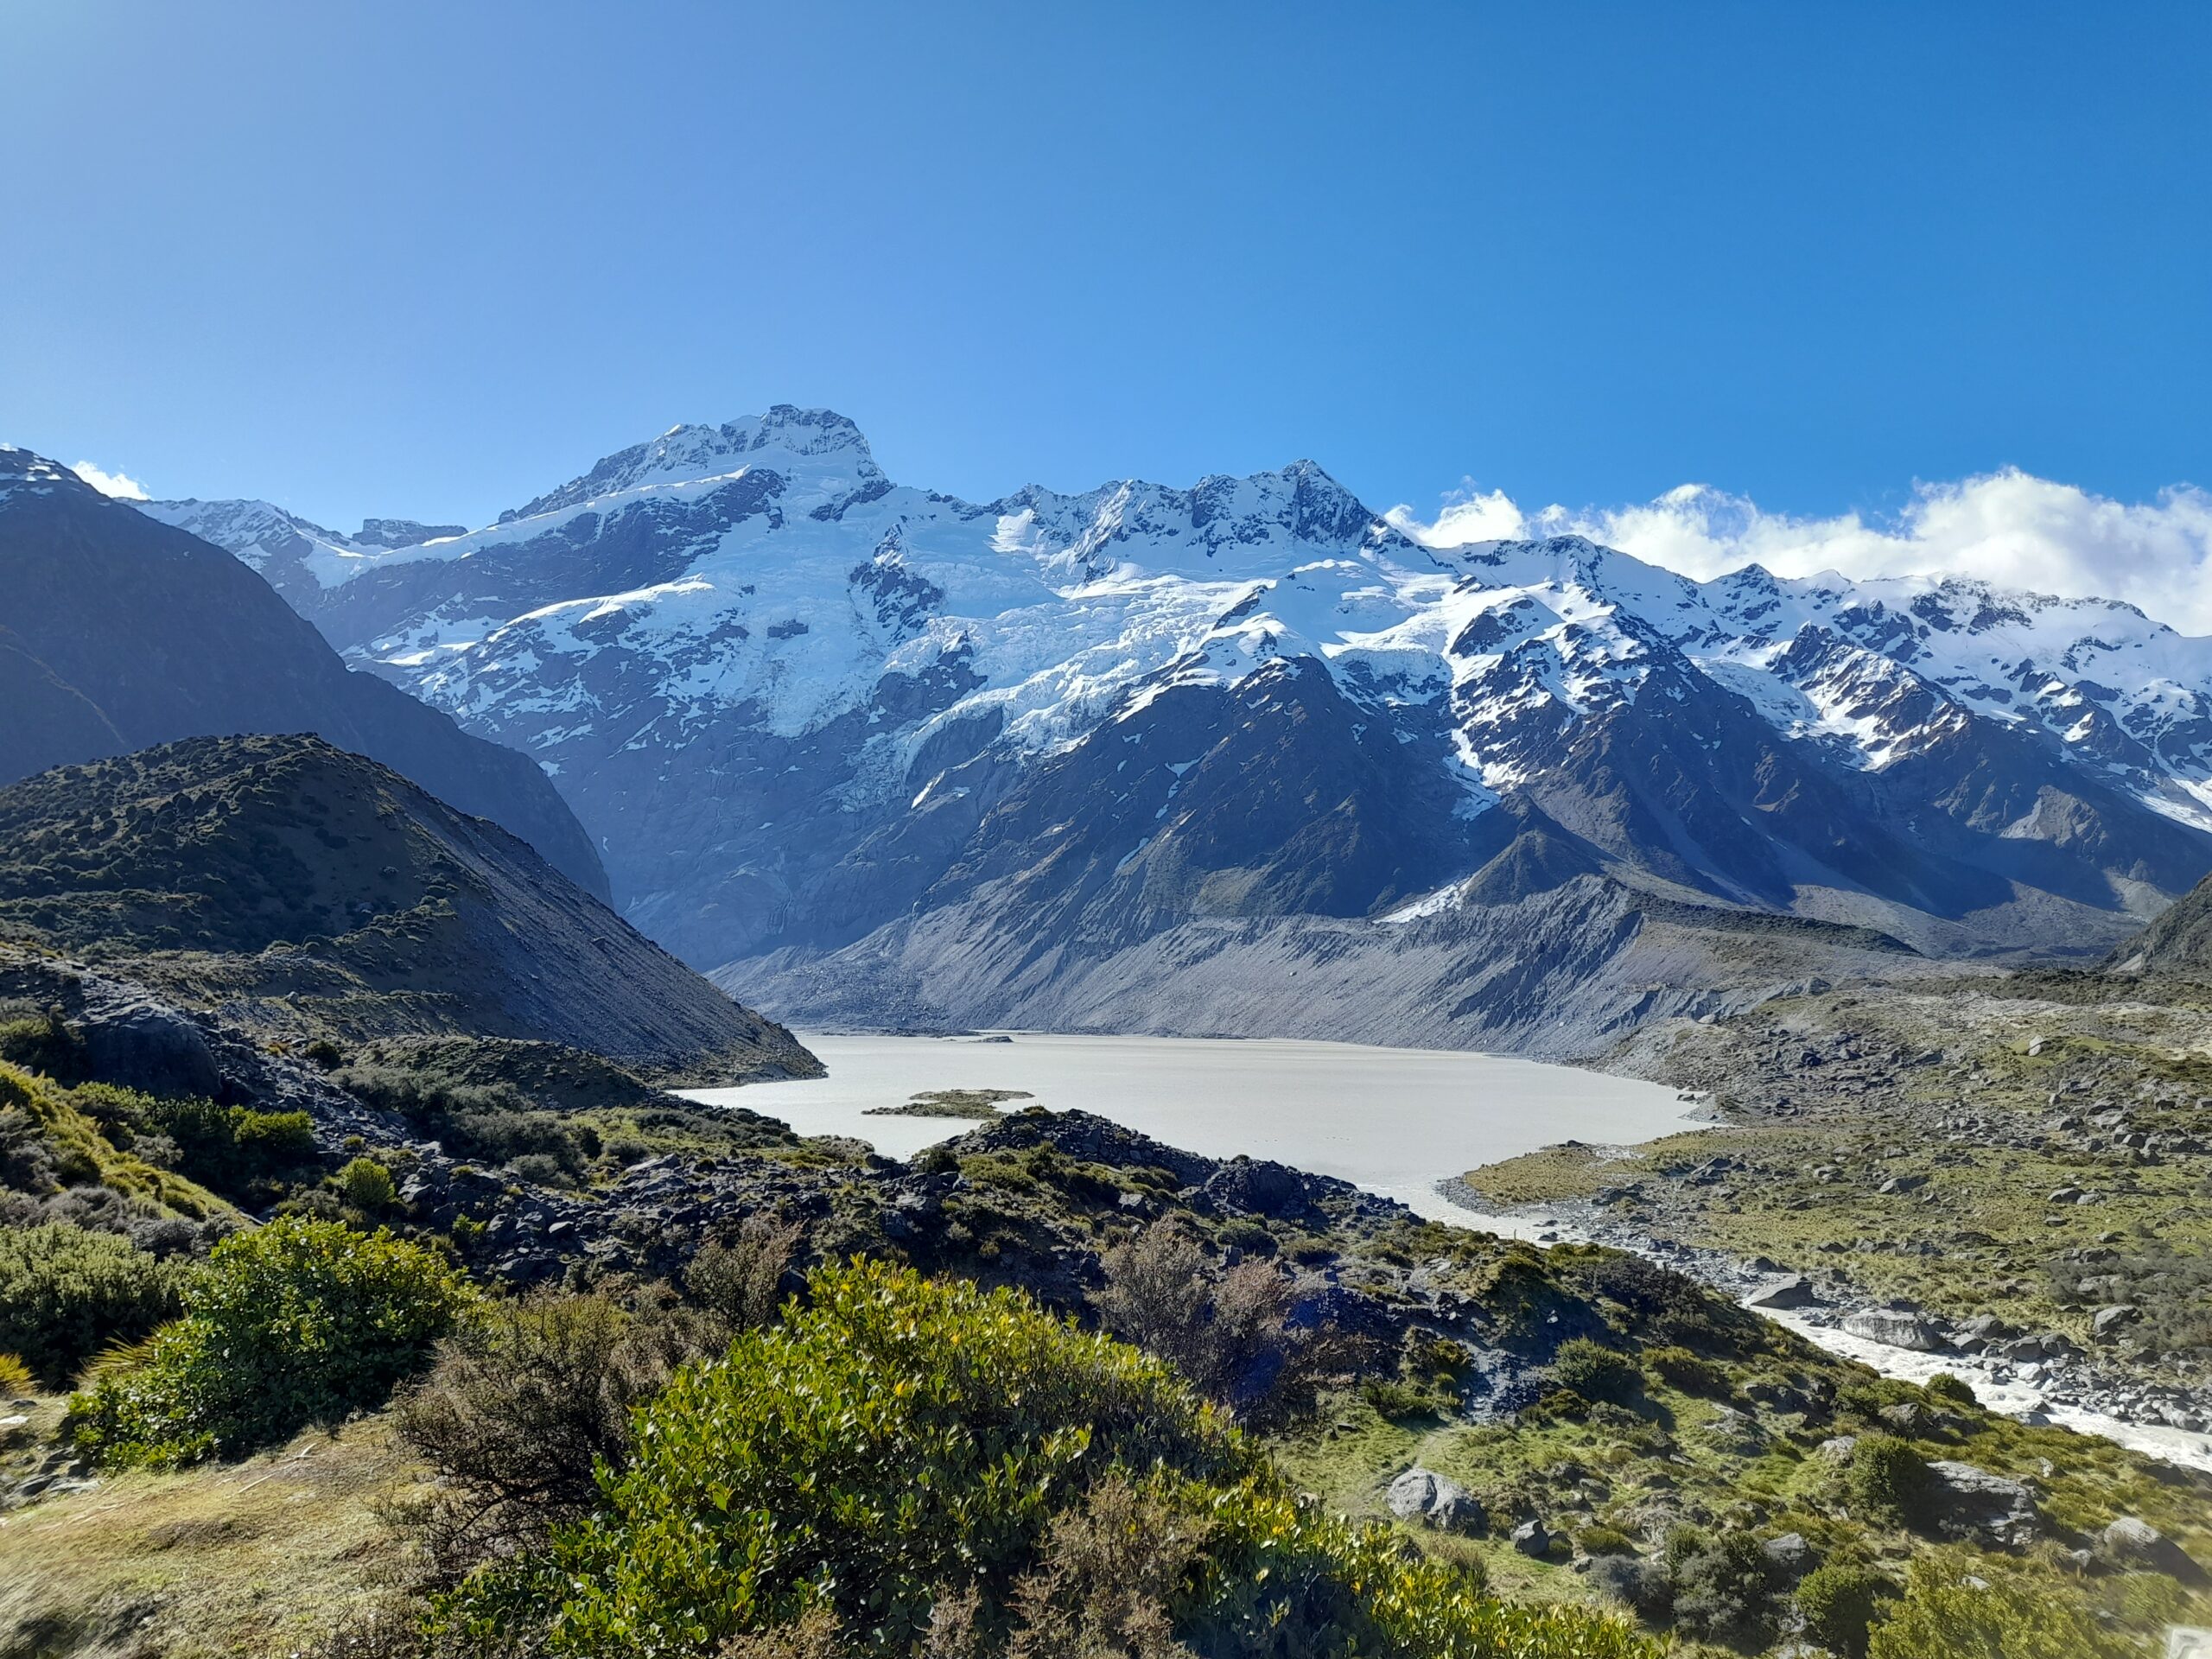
[72,1083,318,1200]
[1215,1218,1277,1256]
[1359,1377,1443,1421]
[1847,1434,1934,1529]
[1797,1561,1894,1659]
[1923,1372,1976,1408]
[454,1258,1245,1652]
[1666,1528,1783,1649]
[394,1290,674,1584]
[339,1156,397,1212]
[1643,1344,1730,1398]
[0,1222,181,1387]
[1096,1224,1355,1426]
[433,1260,1656,1659]
[1552,1337,1641,1404]
[683,1217,801,1335]
[1866,1555,2128,1659]
[337,1066,583,1172]
[1587,1553,1672,1617]
[1585,1252,1748,1353]
[0,1007,89,1083]
[67,1216,467,1465]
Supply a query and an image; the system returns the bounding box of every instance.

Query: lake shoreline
[1430,1176,2212,1474]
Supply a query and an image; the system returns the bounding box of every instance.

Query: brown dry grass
[0,1414,424,1659]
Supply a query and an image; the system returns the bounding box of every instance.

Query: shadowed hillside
[0,734,818,1082]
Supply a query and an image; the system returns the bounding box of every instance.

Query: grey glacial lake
[683,1032,1698,1224]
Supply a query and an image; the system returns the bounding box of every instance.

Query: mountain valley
[147,410,2212,1054]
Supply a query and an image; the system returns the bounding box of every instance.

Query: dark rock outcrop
[0,734,816,1082]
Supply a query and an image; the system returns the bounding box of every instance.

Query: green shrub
[1644,1344,1730,1398]
[1585,1252,1748,1353]
[1359,1377,1441,1420]
[1553,1337,1641,1404]
[434,1260,1656,1659]
[0,1008,89,1083]
[0,1353,35,1395]
[1923,1372,1976,1408]
[67,1216,467,1466]
[1867,1555,2128,1659]
[460,1258,1246,1652]
[1216,1217,1277,1256]
[72,1084,317,1199]
[1667,1528,1782,1649]
[1798,1561,1894,1659]
[339,1156,397,1212]
[1575,1524,1641,1557]
[1847,1434,1934,1529]
[0,1223,181,1387]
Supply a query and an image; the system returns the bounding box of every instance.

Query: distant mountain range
[117,410,2212,1051]
[0,448,607,900]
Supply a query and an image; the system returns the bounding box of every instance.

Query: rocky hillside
[0,734,817,1082]
[146,410,2212,1052]
[2110,868,2212,976]
[0,448,607,900]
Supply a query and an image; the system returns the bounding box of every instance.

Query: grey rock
[1925,1461,2042,1548]
[2092,1305,2140,1340]
[1760,1532,1814,1580]
[1385,1468,1484,1534]
[1745,1274,1821,1310]
[1511,1519,1554,1558]
[1842,1308,1946,1352]
[2098,1516,2208,1583]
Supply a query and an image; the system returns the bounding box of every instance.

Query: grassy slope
[0,1414,419,1658]
[1471,981,2212,1377]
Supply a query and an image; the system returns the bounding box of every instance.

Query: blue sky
[5,1,2208,556]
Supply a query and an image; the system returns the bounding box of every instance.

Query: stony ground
[1462,972,2212,1433]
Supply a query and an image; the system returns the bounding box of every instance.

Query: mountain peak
[499,404,883,524]
[0,447,107,508]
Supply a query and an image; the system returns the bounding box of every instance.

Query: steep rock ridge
[2110,868,2212,976]
[0,734,817,1081]
[0,448,608,900]
[147,412,2212,1050]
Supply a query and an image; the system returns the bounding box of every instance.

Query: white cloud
[1390,468,2212,636]
[68,460,150,501]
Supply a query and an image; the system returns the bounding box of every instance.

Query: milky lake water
[683,1031,1699,1224]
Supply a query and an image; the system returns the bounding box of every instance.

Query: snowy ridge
[143,410,2212,983]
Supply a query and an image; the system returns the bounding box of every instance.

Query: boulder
[2098,1517,2208,1583]
[1746,1275,1821,1310]
[1510,1519,1554,1558]
[2092,1305,2140,1341]
[1760,1531,1814,1580]
[1385,1467,1484,1534]
[1843,1308,1945,1352]
[78,997,223,1098]
[1925,1460,2042,1548]
[1202,1156,1315,1220]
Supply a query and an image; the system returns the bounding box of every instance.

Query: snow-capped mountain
[144,409,2212,1053]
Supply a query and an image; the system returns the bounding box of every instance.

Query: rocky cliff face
[143,411,2212,1052]
[2111,868,2212,976]
[0,448,607,900]
[0,734,817,1082]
